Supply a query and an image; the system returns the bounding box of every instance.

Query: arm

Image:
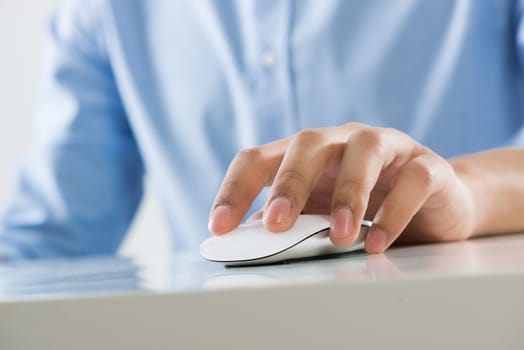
[0,2,144,260]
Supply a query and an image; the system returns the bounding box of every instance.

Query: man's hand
[208,123,477,253]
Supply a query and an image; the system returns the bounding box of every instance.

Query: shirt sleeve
[510,0,524,147]
[0,1,144,260]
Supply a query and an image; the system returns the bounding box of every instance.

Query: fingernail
[330,207,353,239]
[208,205,231,233]
[366,228,388,252]
[264,197,292,224]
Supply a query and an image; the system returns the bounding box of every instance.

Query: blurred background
[0,0,171,258]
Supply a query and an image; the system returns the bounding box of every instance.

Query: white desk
[1,234,524,349]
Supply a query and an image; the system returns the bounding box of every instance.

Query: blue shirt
[2,0,524,260]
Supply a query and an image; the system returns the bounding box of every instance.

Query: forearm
[450,148,524,237]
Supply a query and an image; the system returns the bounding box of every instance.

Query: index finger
[208,139,287,234]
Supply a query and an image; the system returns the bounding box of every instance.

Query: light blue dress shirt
[1,0,524,260]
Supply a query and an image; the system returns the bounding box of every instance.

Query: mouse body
[200,214,373,266]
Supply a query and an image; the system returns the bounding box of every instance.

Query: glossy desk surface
[1,234,524,349]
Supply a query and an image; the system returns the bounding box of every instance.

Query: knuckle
[337,175,370,195]
[271,170,309,206]
[439,159,455,178]
[351,128,386,155]
[343,122,366,130]
[406,159,437,188]
[334,192,368,213]
[333,178,370,209]
[222,179,244,192]
[234,147,264,164]
[217,180,245,201]
[218,178,256,205]
[294,128,325,145]
[275,169,308,190]
[383,127,403,137]
[213,196,232,209]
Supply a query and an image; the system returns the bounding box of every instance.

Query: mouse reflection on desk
[200,214,373,266]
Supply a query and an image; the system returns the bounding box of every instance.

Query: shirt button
[261,51,277,68]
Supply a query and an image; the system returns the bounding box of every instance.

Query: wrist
[449,157,483,238]
[449,148,524,237]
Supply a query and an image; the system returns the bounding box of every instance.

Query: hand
[209,123,476,253]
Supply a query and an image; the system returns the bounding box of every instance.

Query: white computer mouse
[200,214,373,266]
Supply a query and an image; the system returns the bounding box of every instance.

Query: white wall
[0,1,171,258]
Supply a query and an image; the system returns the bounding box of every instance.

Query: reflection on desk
[1,233,524,300]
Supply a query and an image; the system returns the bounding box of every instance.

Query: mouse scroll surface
[200,214,373,266]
